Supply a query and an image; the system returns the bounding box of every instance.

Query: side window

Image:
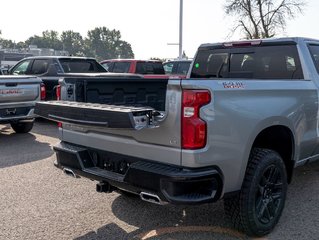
[308,45,319,73]
[176,62,191,75]
[112,62,130,73]
[256,46,303,79]
[163,62,174,74]
[30,59,50,75]
[11,60,32,75]
[54,60,63,74]
[102,62,112,71]
[191,45,303,79]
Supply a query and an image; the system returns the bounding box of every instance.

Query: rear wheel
[224,148,288,236]
[11,121,34,133]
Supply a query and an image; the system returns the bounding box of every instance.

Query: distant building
[27,45,69,57]
[0,50,33,69]
[0,45,69,70]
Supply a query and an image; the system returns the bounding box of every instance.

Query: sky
[0,0,318,60]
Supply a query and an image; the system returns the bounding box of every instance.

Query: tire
[224,148,288,237]
[10,121,34,133]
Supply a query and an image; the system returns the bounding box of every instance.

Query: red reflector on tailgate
[40,83,46,100]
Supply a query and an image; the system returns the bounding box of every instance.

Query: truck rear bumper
[0,107,35,123]
[54,141,223,205]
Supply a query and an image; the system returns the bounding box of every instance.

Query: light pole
[167,0,183,60]
[179,0,183,60]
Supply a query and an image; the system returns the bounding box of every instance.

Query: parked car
[0,76,43,133]
[163,60,192,77]
[9,56,107,100]
[100,59,168,79]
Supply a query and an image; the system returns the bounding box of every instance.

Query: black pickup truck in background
[9,56,107,100]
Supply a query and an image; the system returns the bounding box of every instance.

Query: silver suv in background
[163,59,192,77]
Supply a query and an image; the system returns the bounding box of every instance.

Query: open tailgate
[35,101,155,130]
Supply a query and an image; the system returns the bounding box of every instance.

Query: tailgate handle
[5,83,18,87]
[48,114,108,127]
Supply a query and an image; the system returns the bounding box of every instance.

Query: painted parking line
[134,225,269,240]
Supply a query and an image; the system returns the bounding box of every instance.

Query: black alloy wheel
[255,164,284,225]
[224,148,288,236]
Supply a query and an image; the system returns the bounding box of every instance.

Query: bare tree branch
[240,20,254,39]
[224,0,306,39]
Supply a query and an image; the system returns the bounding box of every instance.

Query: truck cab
[100,59,168,79]
[9,56,107,100]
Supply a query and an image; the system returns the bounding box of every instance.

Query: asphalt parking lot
[0,120,318,240]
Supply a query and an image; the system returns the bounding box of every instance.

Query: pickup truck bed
[35,37,319,237]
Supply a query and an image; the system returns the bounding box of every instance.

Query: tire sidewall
[242,149,288,236]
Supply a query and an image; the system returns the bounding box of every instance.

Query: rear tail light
[40,83,46,100]
[56,84,61,100]
[182,90,211,149]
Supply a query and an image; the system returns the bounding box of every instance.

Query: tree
[85,27,134,60]
[0,27,134,59]
[224,0,306,39]
[61,31,84,56]
[0,30,15,49]
[0,39,14,48]
[26,30,63,50]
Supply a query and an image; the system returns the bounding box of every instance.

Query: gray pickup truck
[0,76,42,133]
[35,37,319,236]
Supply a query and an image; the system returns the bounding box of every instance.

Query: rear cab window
[59,59,106,73]
[191,44,303,79]
[136,62,165,74]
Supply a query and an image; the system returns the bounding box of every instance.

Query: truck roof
[22,56,97,61]
[100,59,162,63]
[199,37,319,49]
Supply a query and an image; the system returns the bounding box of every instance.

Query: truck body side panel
[181,79,318,192]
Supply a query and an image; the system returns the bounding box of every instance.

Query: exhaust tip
[140,192,166,205]
[63,168,78,178]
